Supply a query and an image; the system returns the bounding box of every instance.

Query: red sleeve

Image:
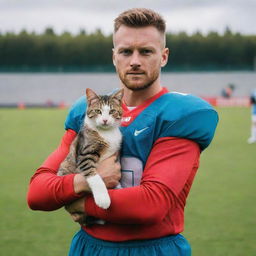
[85,137,200,224]
[27,129,82,211]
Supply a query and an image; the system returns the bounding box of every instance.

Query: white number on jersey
[120,157,143,188]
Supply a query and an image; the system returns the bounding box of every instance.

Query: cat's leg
[57,152,77,176]
[57,137,78,176]
[86,174,111,209]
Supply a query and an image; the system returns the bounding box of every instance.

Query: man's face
[112,25,169,91]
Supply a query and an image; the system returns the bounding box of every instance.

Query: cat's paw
[94,193,111,209]
[87,174,111,209]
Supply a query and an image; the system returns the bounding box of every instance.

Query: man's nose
[130,52,141,67]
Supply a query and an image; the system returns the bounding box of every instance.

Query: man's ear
[161,48,170,67]
[112,48,116,67]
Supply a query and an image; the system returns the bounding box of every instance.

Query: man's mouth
[127,72,144,75]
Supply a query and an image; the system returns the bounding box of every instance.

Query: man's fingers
[71,213,84,222]
[71,213,87,225]
[65,197,86,213]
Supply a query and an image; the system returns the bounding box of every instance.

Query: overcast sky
[0,0,255,35]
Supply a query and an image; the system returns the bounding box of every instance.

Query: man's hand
[97,153,121,188]
[65,197,87,226]
[68,154,121,224]
[73,153,121,194]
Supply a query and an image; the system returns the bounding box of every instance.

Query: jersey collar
[121,87,169,127]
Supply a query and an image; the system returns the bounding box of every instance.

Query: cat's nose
[103,119,108,124]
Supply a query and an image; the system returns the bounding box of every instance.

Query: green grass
[0,107,255,256]
[184,107,256,255]
[0,109,77,255]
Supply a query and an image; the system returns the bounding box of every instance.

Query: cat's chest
[99,128,122,159]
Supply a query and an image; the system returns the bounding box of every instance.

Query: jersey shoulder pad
[64,96,87,133]
[158,92,218,150]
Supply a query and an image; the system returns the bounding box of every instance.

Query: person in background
[221,83,236,98]
[27,8,218,256]
[247,89,256,144]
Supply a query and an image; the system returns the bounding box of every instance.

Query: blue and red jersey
[27,87,218,242]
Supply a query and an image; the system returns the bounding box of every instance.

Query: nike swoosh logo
[134,127,149,136]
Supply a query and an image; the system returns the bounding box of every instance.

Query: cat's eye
[95,109,102,114]
[109,109,116,114]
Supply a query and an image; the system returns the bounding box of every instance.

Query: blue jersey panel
[65,96,87,132]
[120,92,218,167]
[156,93,218,150]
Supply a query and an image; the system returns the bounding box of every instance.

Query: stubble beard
[118,70,160,92]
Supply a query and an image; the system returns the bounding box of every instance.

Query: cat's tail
[87,174,111,209]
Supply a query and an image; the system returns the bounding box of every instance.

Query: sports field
[0,107,255,256]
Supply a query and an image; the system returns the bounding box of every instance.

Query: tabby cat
[57,88,123,209]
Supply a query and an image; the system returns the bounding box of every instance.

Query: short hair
[114,8,166,34]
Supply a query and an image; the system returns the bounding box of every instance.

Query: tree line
[0,27,255,72]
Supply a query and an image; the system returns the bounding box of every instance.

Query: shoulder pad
[64,96,87,133]
[158,93,218,150]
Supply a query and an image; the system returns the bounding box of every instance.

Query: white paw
[94,193,111,209]
[87,174,111,209]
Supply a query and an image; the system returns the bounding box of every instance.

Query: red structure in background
[202,97,250,107]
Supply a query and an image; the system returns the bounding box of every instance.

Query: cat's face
[86,89,123,130]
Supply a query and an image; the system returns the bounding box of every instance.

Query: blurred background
[0,1,255,255]
[0,0,256,105]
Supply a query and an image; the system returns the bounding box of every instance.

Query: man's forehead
[113,25,164,48]
[114,40,157,49]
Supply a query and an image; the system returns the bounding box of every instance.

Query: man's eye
[141,49,152,55]
[120,49,132,55]
[109,109,116,114]
[95,109,102,114]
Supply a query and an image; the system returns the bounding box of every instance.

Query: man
[27,8,218,256]
[247,89,256,144]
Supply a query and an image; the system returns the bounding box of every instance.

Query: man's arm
[27,129,83,211]
[81,137,200,224]
[27,129,121,211]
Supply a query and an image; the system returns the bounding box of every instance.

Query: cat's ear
[112,89,124,102]
[86,88,99,106]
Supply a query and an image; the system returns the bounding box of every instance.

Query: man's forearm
[27,129,84,211]
[27,128,121,211]
[27,168,83,211]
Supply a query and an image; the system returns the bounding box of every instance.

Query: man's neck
[123,84,162,107]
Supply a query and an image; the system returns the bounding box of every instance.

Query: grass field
[0,107,255,256]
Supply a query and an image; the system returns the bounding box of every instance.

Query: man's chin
[124,81,153,91]
[123,79,152,91]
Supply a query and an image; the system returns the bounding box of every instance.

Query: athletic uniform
[250,90,256,121]
[27,87,218,256]
[248,90,256,143]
